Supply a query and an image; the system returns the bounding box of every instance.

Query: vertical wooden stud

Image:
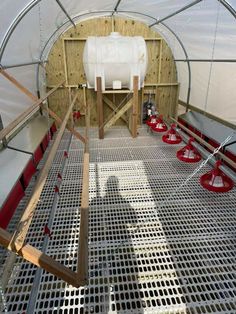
[132,76,139,138]
[62,39,69,86]
[84,86,90,153]
[96,77,104,139]
[158,39,163,84]
[68,87,74,128]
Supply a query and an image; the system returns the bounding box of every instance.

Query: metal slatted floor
[1,126,236,314]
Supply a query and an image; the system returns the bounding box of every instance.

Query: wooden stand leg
[132,76,139,138]
[96,77,104,139]
[84,86,90,153]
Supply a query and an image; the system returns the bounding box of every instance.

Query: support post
[8,93,78,252]
[96,77,104,139]
[77,153,90,285]
[132,76,139,138]
[83,86,90,153]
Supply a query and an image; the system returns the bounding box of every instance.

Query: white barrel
[83,32,148,91]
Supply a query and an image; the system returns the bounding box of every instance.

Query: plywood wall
[45,17,178,127]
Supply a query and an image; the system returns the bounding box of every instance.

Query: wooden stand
[96,76,139,139]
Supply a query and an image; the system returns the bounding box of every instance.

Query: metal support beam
[112,0,122,15]
[175,59,236,62]
[0,60,46,70]
[218,0,236,19]
[149,0,203,27]
[55,0,76,28]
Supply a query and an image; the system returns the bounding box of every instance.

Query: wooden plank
[103,90,133,94]
[8,93,78,251]
[132,76,139,138]
[104,98,133,131]
[145,38,162,41]
[158,39,163,83]
[0,227,78,287]
[68,87,74,128]
[103,95,127,124]
[0,69,37,101]
[62,39,69,86]
[0,81,64,141]
[144,83,179,87]
[63,38,87,41]
[63,37,162,41]
[96,77,104,139]
[77,153,89,285]
[44,105,86,143]
[172,117,236,169]
[84,86,90,153]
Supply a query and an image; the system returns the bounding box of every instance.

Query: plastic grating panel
[1,126,236,314]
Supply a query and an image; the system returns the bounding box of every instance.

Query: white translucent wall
[0,0,236,127]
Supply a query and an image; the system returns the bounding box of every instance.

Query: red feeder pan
[200,161,234,193]
[151,115,168,133]
[73,111,81,120]
[177,137,201,163]
[162,124,182,144]
[146,115,157,127]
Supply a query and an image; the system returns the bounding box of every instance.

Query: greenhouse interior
[0,0,236,313]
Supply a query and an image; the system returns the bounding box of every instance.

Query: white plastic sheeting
[0,0,236,126]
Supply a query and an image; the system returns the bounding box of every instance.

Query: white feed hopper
[83,32,148,91]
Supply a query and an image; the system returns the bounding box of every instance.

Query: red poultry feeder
[162,124,182,144]
[151,115,168,133]
[146,115,157,127]
[177,137,201,163]
[73,110,81,120]
[200,160,234,193]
